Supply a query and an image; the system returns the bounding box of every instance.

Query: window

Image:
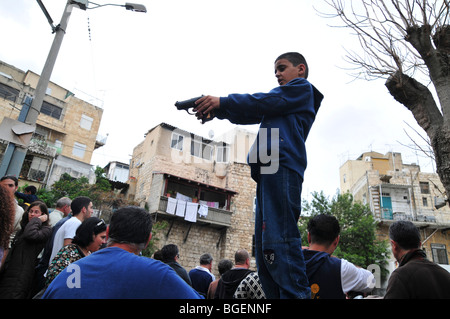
[28,157,49,182]
[422,197,428,207]
[0,82,19,102]
[72,142,86,158]
[80,114,93,130]
[431,244,448,264]
[170,132,184,151]
[420,182,430,194]
[191,139,213,160]
[41,101,63,120]
[216,145,229,163]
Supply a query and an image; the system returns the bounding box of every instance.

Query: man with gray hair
[48,197,72,226]
[189,253,215,297]
[384,220,450,299]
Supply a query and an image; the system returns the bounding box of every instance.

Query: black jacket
[214,268,253,299]
[384,249,450,299]
[0,218,51,299]
[165,261,192,286]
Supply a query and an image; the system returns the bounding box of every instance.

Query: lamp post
[0,0,146,177]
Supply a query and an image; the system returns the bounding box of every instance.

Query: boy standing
[194,52,323,298]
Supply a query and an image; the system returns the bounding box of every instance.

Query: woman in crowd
[45,217,107,287]
[0,201,51,298]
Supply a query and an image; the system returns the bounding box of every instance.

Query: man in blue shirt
[42,206,203,299]
[303,214,375,299]
[189,253,215,297]
[194,52,324,299]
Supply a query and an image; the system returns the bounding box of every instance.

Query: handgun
[174,95,212,124]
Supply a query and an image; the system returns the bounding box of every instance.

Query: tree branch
[385,71,442,136]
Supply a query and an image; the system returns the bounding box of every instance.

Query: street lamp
[71,1,147,12]
[0,0,146,177]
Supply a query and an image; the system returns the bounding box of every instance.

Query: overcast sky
[0,0,436,199]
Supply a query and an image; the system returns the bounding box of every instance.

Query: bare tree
[321,0,450,205]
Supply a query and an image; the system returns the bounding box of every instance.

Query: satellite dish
[208,130,214,139]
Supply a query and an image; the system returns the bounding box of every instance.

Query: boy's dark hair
[307,214,340,246]
[108,206,153,246]
[389,221,421,250]
[25,185,37,194]
[275,52,309,79]
[1,175,18,186]
[70,196,92,216]
[217,259,233,275]
[72,217,106,247]
[161,244,179,262]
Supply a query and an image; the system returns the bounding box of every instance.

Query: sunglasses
[95,219,106,230]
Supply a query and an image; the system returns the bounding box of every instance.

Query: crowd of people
[0,173,449,299]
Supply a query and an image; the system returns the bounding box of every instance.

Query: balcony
[150,195,232,228]
[95,133,108,149]
[28,137,59,157]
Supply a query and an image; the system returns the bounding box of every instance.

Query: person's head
[24,185,37,195]
[0,175,19,195]
[107,206,153,253]
[152,250,163,261]
[199,253,213,270]
[307,214,340,253]
[55,197,72,216]
[161,244,180,263]
[275,52,309,85]
[217,259,233,276]
[389,221,421,261]
[22,201,49,228]
[72,217,107,253]
[234,249,250,268]
[0,185,15,249]
[71,196,93,218]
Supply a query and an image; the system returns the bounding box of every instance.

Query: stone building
[0,60,105,188]
[340,151,450,289]
[128,123,258,276]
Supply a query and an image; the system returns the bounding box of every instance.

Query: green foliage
[141,220,169,258]
[300,191,390,278]
[50,173,92,200]
[36,187,57,208]
[33,166,118,209]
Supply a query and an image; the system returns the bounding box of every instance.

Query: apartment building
[0,60,104,188]
[128,122,258,275]
[340,151,450,277]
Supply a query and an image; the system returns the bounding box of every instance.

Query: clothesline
[165,197,209,223]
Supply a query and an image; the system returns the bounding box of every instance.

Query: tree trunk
[385,24,450,205]
[386,72,450,205]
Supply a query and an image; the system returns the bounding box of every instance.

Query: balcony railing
[151,196,232,228]
[379,211,450,228]
[28,138,58,157]
[95,133,108,149]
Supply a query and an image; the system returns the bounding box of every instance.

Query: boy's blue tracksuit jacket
[214,77,324,181]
